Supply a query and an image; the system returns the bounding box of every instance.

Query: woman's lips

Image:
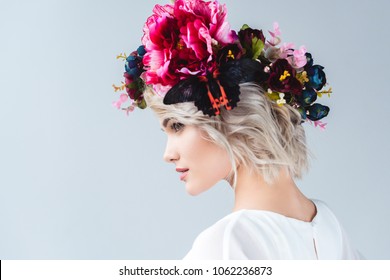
[180,171,188,181]
[176,168,189,181]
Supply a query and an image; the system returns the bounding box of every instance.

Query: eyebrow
[162,118,171,128]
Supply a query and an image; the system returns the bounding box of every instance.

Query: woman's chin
[185,186,201,196]
[185,182,215,196]
[185,183,205,196]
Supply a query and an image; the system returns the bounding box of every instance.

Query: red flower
[142,0,237,95]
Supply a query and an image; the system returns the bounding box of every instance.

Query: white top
[183,199,361,259]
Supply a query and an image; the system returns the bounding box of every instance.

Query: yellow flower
[279,70,291,81]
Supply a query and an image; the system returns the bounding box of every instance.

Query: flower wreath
[113,0,332,129]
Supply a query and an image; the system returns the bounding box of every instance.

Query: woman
[114,0,361,259]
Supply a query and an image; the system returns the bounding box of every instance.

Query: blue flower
[137,45,146,57]
[307,65,326,91]
[304,53,327,91]
[306,103,330,121]
[297,86,317,106]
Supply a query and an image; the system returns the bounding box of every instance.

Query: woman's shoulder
[195,209,278,241]
[184,208,304,260]
[188,211,246,251]
[183,210,250,259]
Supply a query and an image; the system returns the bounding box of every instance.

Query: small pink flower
[291,45,307,68]
[271,22,281,37]
[310,120,327,130]
[268,22,281,46]
[280,44,307,69]
[280,42,295,58]
[112,93,128,109]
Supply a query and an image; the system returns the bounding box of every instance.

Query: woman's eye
[170,122,184,132]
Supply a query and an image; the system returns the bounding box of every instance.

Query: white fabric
[183,199,361,260]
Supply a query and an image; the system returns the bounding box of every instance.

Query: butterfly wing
[163,76,217,116]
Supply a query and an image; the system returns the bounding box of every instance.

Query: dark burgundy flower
[217,44,243,65]
[238,25,265,59]
[268,59,302,95]
[124,73,143,101]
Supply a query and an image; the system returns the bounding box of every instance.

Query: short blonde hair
[145,83,309,188]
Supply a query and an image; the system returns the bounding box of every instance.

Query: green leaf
[137,98,147,109]
[241,24,250,31]
[252,38,264,59]
[267,91,280,101]
[134,89,142,100]
[128,82,138,89]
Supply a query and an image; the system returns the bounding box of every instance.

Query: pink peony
[142,0,237,95]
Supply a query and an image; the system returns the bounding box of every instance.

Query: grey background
[0,0,388,259]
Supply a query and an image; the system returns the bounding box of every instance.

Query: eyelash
[170,122,184,132]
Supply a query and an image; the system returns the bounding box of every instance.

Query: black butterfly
[163,58,268,116]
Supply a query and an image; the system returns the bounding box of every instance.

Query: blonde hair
[145,83,309,188]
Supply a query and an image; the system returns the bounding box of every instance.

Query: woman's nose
[163,137,179,163]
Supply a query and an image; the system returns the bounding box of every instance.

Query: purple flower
[268,59,302,95]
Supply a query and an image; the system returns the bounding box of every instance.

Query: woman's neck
[232,166,316,222]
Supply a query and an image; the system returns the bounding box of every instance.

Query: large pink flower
[142,0,237,95]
